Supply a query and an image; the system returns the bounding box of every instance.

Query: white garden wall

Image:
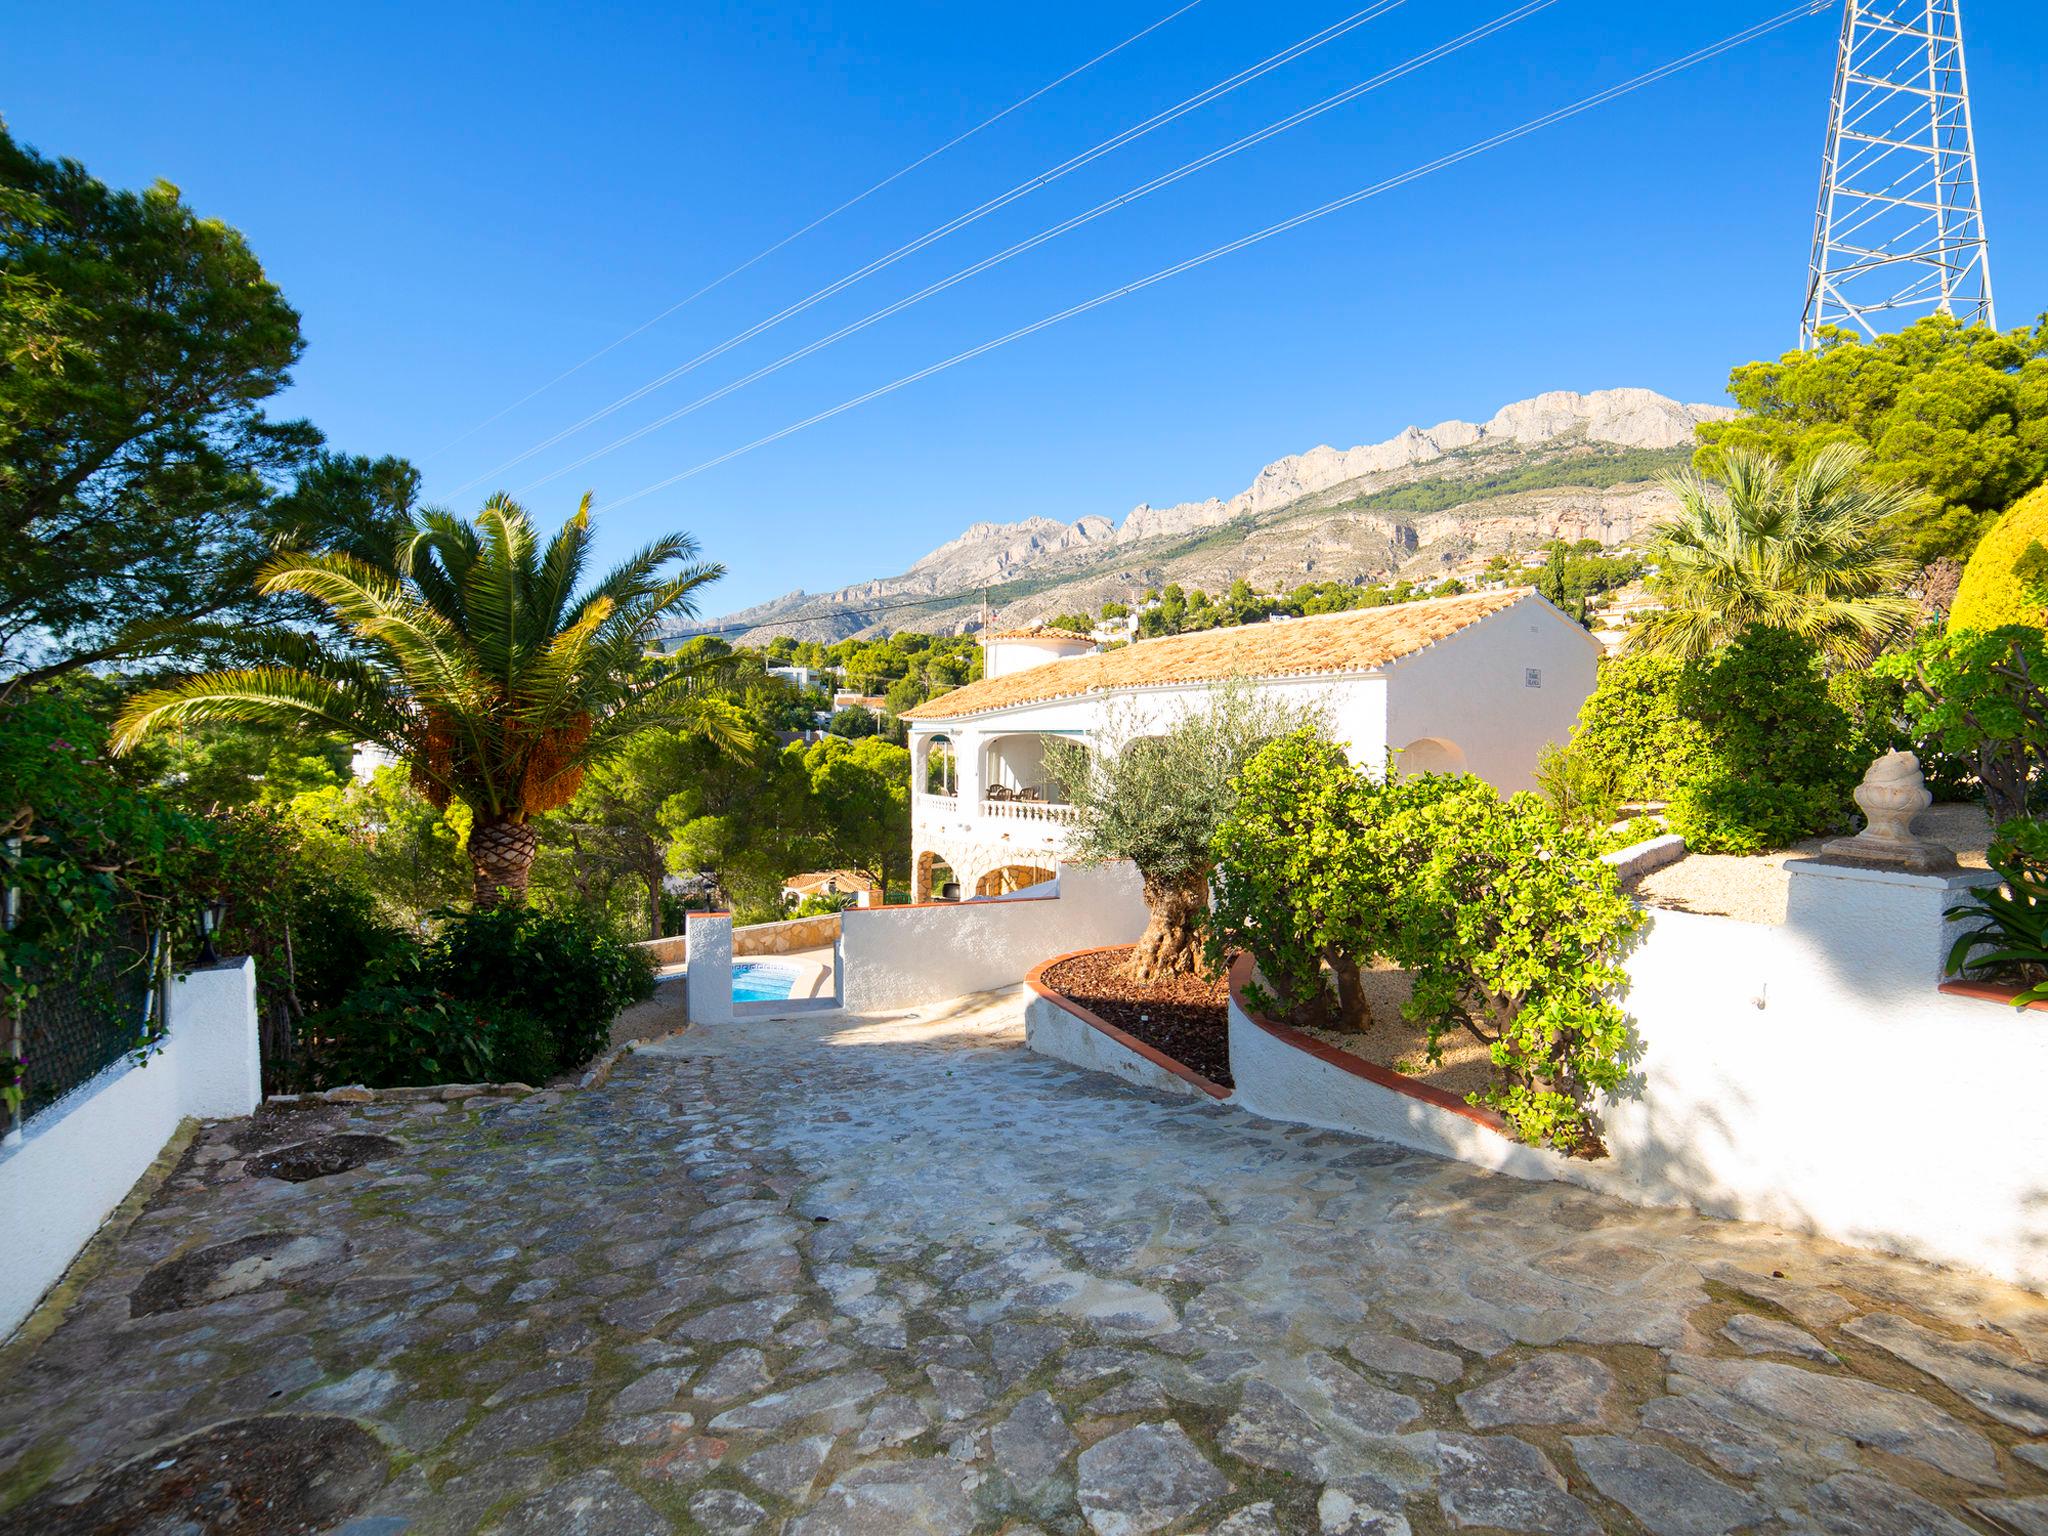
[838,863,1149,1014]
[1585,859,2048,1288]
[683,910,736,1026]
[0,958,263,1340]
[1226,857,2048,1292]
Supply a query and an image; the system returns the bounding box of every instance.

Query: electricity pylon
[1801,0,1995,347]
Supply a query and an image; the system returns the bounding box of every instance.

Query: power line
[599,1,1832,517]
[423,0,1206,461]
[447,0,1410,497]
[514,0,1562,497]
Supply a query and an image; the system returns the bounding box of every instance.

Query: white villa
[900,590,1599,901]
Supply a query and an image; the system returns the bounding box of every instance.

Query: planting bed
[1036,945,1233,1088]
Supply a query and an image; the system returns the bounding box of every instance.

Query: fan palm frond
[1634,444,1918,667]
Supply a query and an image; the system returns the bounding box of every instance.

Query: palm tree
[114,494,730,905]
[1633,444,1918,666]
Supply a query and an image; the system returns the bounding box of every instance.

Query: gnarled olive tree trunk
[1129,868,1210,981]
[471,817,538,908]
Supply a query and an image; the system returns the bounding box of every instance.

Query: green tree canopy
[1696,313,2048,562]
[1,123,321,690]
[799,734,911,896]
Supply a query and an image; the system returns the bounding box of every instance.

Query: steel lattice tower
[1801,0,1995,347]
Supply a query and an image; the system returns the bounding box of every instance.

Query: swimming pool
[731,960,801,1003]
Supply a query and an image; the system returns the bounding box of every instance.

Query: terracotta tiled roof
[903,589,1537,722]
[985,625,1095,642]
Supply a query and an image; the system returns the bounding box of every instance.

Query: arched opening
[974,863,1056,898]
[912,849,960,903]
[917,734,957,799]
[1398,737,1467,777]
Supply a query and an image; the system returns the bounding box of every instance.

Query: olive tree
[1043,680,1319,981]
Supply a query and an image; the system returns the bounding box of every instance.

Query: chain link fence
[4,922,163,1137]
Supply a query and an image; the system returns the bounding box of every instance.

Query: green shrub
[1391,782,1643,1153]
[1208,738,1642,1153]
[432,905,654,1078]
[789,891,854,918]
[1945,817,2048,1003]
[1566,656,1710,804]
[1875,625,2048,824]
[1669,627,1857,853]
[1950,484,2048,632]
[288,885,410,1015]
[1532,740,1622,835]
[1207,731,1396,1031]
[298,944,495,1089]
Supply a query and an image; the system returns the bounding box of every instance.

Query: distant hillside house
[900,589,1598,902]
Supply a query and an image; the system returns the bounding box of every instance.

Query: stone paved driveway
[4,991,2048,1535]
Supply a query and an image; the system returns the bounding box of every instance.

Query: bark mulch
[1038,945,1233,1089]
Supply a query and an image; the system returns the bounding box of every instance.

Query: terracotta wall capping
[1937,978,2048,1014]
[1225,953,1510,1136]
[1025,948,1231,1100]
[861,892,1062,915]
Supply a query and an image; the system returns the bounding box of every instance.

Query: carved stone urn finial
[1821,751,1957,871]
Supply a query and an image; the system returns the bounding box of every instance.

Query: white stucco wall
[1227,859,2048,1291]
[1381,595,1601,792]
[1226,1001,1565,1180]
[0,958,262,1340]
[839,862,1149,1013]
[683,911,735,1025]
[1025,991,1213,1100]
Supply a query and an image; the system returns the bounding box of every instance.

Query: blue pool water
[732,960,800,1003]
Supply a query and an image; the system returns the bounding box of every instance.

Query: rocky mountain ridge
[682,387,1730,645]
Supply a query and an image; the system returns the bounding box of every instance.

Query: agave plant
[1947,817,2048,1005]
[115,494,731,905]
[1633,444,1919,667]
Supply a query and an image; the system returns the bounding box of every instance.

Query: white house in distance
[900,589,1600,901]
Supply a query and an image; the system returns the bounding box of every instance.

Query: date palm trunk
[1128,868,1210,982]
[471,816,538,908]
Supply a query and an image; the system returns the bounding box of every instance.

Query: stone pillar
[683,911,734,1025]
[1781,858,2001,1004]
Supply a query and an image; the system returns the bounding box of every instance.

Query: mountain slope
[684,387,1730,644]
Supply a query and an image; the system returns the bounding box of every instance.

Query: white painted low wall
[1584,859,2048,1288]
[1226,998,1563,1181]
[0,958,262,1340]
[838,862,1149,1013]
[684,911,735,1026]
[1024,988,1214,1100]
[1225,857,2048,1291]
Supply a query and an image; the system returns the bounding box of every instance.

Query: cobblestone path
[4,992,2048,1535]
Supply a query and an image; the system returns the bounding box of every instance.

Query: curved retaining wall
[1224,956,1568,1181]
[1024,951,1229,1101]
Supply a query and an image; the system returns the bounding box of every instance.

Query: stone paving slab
[3,988,2048,1534]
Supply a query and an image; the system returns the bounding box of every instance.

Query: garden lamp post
[196,897,229,965]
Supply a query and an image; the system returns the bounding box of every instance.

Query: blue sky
[10,0,2045,615]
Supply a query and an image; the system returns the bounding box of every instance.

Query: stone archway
[1398,737,1467,777]
[974,863,1056,898]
